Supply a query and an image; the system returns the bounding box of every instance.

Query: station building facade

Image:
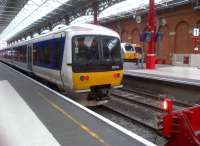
[103,4,200,64]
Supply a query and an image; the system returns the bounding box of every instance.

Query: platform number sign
[193,28,200,37]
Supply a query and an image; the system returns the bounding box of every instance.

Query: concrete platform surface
[0,62,156,146]
[125,62,200,86]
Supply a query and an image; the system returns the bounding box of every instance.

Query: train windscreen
[135,47,142,53]
[124,44,134,51]
[73,36,100,63]
[72,35,122,72]
[102,36,121,62]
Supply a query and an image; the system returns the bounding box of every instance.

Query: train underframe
[65,85,111,107]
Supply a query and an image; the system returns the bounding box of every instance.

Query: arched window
[121,31,128,42]
[157,25,170,63]
[131,29,140,44]
[175,21,191,54]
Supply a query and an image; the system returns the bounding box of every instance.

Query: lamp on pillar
[146,0,156,69]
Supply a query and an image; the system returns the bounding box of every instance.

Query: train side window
[14,46,27,63]
[33,38,65,69]
[33,42,52,66]
[33,46,37,65]
[52,38,65,69]
[135,47,142,53]
[19,46,27,62]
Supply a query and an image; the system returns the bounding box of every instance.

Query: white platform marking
[0,80,61,146]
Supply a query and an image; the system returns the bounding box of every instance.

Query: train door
[27,44,32,71]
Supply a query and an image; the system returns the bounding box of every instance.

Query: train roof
[7,24,120,48]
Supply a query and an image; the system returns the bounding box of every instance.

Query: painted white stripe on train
[3,62,157,146]
[0,80,61,146]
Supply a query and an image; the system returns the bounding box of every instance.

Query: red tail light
[80,75,89,81]
[113,73,120,78]
[84,75,89,81]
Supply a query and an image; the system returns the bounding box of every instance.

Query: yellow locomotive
[121,43,143,62]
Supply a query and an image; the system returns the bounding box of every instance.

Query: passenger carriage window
[13,46,27,63]
[19,46,26,62]
[33,42,52,66]
[33,38,65,69]
[53,38,64,69]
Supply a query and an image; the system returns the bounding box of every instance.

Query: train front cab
[71,35,123,101]
[121,43,136,61]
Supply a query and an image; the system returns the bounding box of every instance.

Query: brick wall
[103,5,200,64]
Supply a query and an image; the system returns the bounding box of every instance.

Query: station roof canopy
[0,0,191,42]
[0,0,125,41]
[0,0,28,35]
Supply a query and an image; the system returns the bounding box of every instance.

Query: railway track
[121,87,192,108]
[103,88,190,131]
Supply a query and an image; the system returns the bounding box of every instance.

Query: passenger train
[0,24,123,106]
[121,42,143,62]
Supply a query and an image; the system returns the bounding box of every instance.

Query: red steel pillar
[146,0,156,69]
[93,3,98,25]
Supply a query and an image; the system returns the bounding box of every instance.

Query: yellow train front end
[123,51,136,60]
[73,70,123,90]
[71,35,123,104]
[122,43,137,62]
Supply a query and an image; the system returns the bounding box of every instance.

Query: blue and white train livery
[0,24,124,105]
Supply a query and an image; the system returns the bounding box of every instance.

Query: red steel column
[93,3,98,25]
[146,0,156,69]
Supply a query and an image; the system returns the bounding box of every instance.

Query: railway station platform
[0,62,156,146]
[124,62,200,86]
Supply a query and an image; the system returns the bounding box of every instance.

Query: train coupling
[88,85,111,101]
[159,97,200,146]
[85,87,110,106]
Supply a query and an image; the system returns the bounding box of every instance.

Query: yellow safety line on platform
[38,92,110,146]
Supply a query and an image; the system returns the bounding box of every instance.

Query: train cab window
[72,35,123,72]
[102,37,121,62]
[135,47,142,53]
[73,36,100,63]
[124,44,134,51]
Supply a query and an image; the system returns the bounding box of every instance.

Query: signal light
[161,97,173,113]
[113,73,120,78]
[80,75,89,81]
